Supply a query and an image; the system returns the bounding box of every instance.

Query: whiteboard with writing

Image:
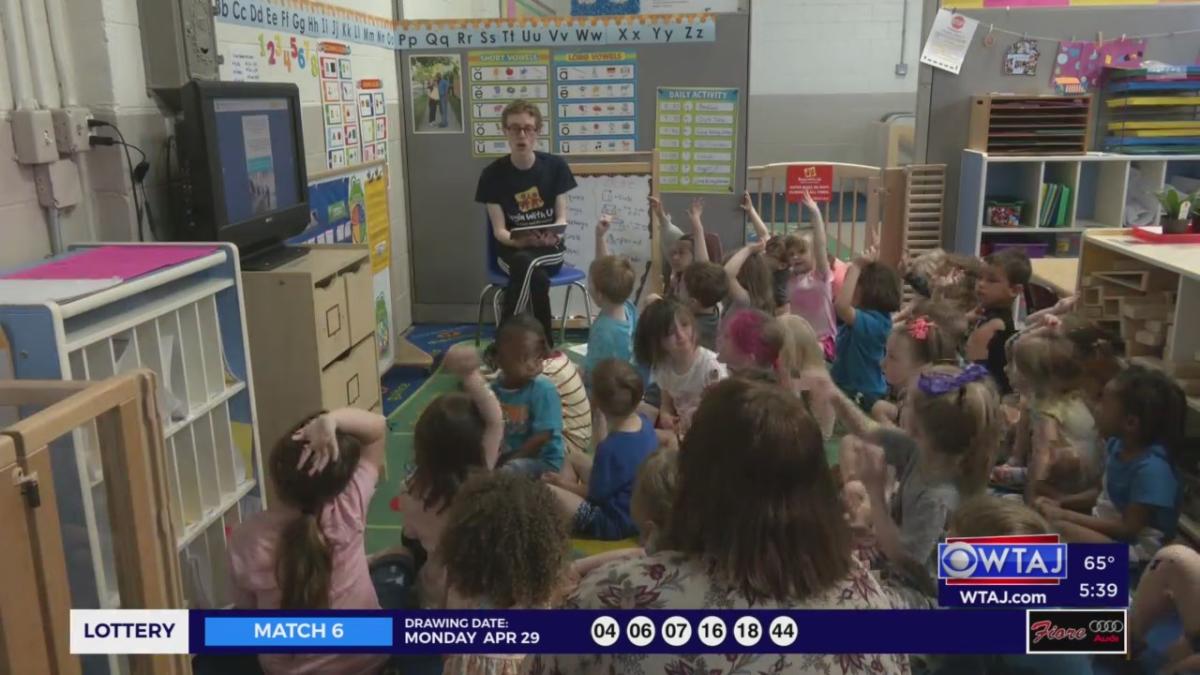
[551,173,653,320]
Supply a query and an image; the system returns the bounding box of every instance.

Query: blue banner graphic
[184,609,1069,655]
[213,0,715,51]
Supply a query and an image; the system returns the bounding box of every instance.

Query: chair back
[703,232,724,263]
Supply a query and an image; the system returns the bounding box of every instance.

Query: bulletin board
[399,13,752,322]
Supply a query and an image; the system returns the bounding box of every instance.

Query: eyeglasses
[506,125,539,136]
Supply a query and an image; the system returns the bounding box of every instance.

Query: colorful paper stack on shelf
[1104,65,1200,155]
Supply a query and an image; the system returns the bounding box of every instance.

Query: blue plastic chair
[476,221,592,345]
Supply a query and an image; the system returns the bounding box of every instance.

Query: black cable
[90,120,146,241]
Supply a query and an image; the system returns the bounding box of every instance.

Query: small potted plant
[1156,187,1200,235]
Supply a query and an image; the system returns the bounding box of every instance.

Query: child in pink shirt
[786,190,837,360]
[228,408,388,675]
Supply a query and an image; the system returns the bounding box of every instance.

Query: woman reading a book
[475,99,578,347]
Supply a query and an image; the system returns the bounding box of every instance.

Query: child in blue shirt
[832,244,902,412]
[586,215,638,377]
[1037,366,1185,565]
[492,314,565,477]
[544,358,658,540]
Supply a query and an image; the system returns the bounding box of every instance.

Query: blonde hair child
[995,332,1098,503]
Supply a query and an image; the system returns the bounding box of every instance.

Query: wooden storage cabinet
[243,245,382,502]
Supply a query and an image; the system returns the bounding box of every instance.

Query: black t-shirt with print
[474,152,577,234]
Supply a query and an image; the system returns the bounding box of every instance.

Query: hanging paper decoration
[1051,38,1146,91]
[1004,39,1040,76]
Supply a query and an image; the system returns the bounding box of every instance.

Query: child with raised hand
[395,344,502,607]
[845,364,999,586]
[832,238,903,412]
[439,472,570,675]
[876,304,964,428]
[724,238,776,316]
[228,407,388,675]
[651,195,709,299]
[777,314,837,439]
[786,190,837,360]
[968,248,1031,394]
[993,332,1098,501]
[1130,545,1200,675]
[1037,366,1184,566]
[544,359,658,540]
[635,297,727,438]
[491,314,565,478]
[586,214,639,376]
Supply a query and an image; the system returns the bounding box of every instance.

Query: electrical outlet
[52,107,94,154]
[11,109,58,164]
[895,63,909,76]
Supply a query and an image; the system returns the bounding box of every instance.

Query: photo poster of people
[410,54,465,134]
[290,165,395,370]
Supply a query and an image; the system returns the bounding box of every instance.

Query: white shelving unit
[956,151,1200,257]
[0,243,263,675]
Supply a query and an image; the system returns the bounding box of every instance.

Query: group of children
[221,191,1199,675]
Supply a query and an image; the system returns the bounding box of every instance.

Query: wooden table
[1030,257,1080,297]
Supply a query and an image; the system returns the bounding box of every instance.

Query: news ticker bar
[69,608,1128,656]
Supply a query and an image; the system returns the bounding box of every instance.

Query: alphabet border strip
[213,0,716,51]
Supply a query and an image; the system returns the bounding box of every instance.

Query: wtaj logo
[1026,609,1127,655]
[939,534,1067,586]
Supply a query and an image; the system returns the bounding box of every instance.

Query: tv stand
[241,243,309,271]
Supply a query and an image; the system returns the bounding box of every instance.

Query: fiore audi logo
[1088,619,1124,633]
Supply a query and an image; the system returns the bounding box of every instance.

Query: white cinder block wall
[749,0,921,166]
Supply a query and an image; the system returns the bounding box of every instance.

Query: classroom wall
[747,0,922,166]
[917,5,1200,249]
[213,0,415,333]
[0,0,157,269]
[402,0,504,19]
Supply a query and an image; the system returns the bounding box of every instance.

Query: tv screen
[172,81,309,267]
[211,97,303,228]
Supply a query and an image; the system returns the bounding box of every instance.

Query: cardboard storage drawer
[320,336,380,411]
[313,273,351,367]
[342,259,375,347]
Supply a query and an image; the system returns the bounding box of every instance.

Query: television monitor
[172,80,310,269]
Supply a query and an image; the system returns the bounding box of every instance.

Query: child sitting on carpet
[831,242,903,413]
[875,305,962,429]
[543,359,658,541]
[228,408,388,675]
[634,297,728,439]
[651,195,709,300]
[993,332,1098,501]
[395,344,502,608]
[839,363,999,608]
[586,214,638,376]
[1036,366,1183,567]
[568,446,680,586]
[439,472,571,675]
[785,190,836,360]
[682,260,728,351]
[492,314,566,478]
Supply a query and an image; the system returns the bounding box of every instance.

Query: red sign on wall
[786,164,833,203]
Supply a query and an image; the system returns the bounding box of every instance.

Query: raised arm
[295,407,388,474]
[724,240,766,307]
[687,198,710,263]
[652,195,685,261]
[445,344,504,469]
[740,191,770,242]
[803,191,829,278]
[595,214,612,258]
